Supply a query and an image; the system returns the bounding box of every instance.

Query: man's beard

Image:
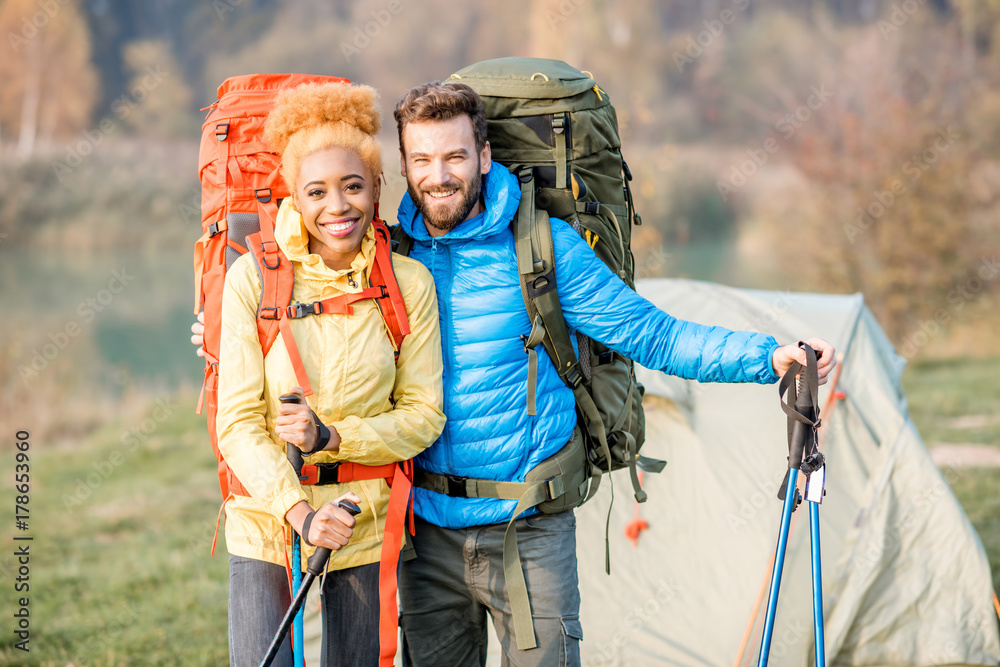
[408,167,483,234]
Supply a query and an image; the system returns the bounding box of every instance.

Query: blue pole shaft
[809,501,826,667]
[292,535,304,667]
[757,468,799,667]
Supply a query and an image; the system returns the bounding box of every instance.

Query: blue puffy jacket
[397,163,780,529]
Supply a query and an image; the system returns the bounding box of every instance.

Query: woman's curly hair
[264,82,382,194]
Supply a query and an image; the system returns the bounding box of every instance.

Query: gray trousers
[399,511,583,667]
[228,555,379,667]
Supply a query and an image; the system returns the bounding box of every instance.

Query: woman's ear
[373,173,382,205]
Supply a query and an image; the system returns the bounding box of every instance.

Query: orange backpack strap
[245,231,316,397]
[307,460,413,667]
[370,218,412,358]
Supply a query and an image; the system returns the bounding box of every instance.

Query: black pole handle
[777,343,821,498]
[258,498,363,667]
[278,392,305,475]
[306,499,361,576]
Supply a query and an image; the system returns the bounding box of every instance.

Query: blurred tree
[739,19,987,338]
[119,39,195,138]
[0,0,98,155]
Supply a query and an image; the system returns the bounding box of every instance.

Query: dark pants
[399,511,583,667]
[228,555,379,667]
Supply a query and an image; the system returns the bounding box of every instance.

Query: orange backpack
[193,73,411,666]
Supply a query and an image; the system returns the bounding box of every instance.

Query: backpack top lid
[451,57,596,99]
[207,74,352,127]
[215,73,350,100]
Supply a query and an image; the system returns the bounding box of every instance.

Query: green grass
[0,357,997,665]
[902,356,1000,447]
[0,392,229,666]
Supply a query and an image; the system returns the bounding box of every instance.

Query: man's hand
[771,338,837,385]
[191,311,205,358]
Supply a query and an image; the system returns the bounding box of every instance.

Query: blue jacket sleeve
[550,220,780,384]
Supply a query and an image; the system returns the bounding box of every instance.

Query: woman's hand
[275,387,320,453]
[771,338,837,385]
[191,311,205,358]
[286,493,362,550]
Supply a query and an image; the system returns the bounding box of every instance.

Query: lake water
[1,247,203,392]
[0,236,748,397]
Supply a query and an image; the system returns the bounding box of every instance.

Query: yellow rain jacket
[217,199,445,570]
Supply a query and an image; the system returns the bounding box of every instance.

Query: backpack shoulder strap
[247,230,313,396]
[511,168,583,404]
[389,222,414,257]
[512,169,618,499]
[246,231,294,358]
[371,218,412,360]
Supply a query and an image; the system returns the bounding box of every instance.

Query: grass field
[1,357,997,665]
[0,391,230,666]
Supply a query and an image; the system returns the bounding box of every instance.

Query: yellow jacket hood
[275,197,377,287]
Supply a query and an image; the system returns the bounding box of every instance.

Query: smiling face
[293,146,380,271]
[400,115,491,237]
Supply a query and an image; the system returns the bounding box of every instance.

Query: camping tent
[301,278,998,666]
[559,278,999,666]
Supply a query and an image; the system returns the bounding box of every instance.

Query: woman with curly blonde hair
[215,81,445,667]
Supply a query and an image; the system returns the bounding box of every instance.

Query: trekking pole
[278,392,307,667]
[259,498,363,667]
[757,343,825,667]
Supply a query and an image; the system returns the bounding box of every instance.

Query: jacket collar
[275,197,376,287]
[396,162,521,244]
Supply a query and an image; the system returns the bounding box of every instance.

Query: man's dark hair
[393,81,488,153]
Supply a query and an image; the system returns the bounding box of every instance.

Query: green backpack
[449,57,663,504]
[394,57,666,651]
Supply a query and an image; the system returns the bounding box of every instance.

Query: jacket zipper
[347,271,357,288]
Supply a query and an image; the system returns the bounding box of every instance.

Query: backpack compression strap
[300,460,415,667]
